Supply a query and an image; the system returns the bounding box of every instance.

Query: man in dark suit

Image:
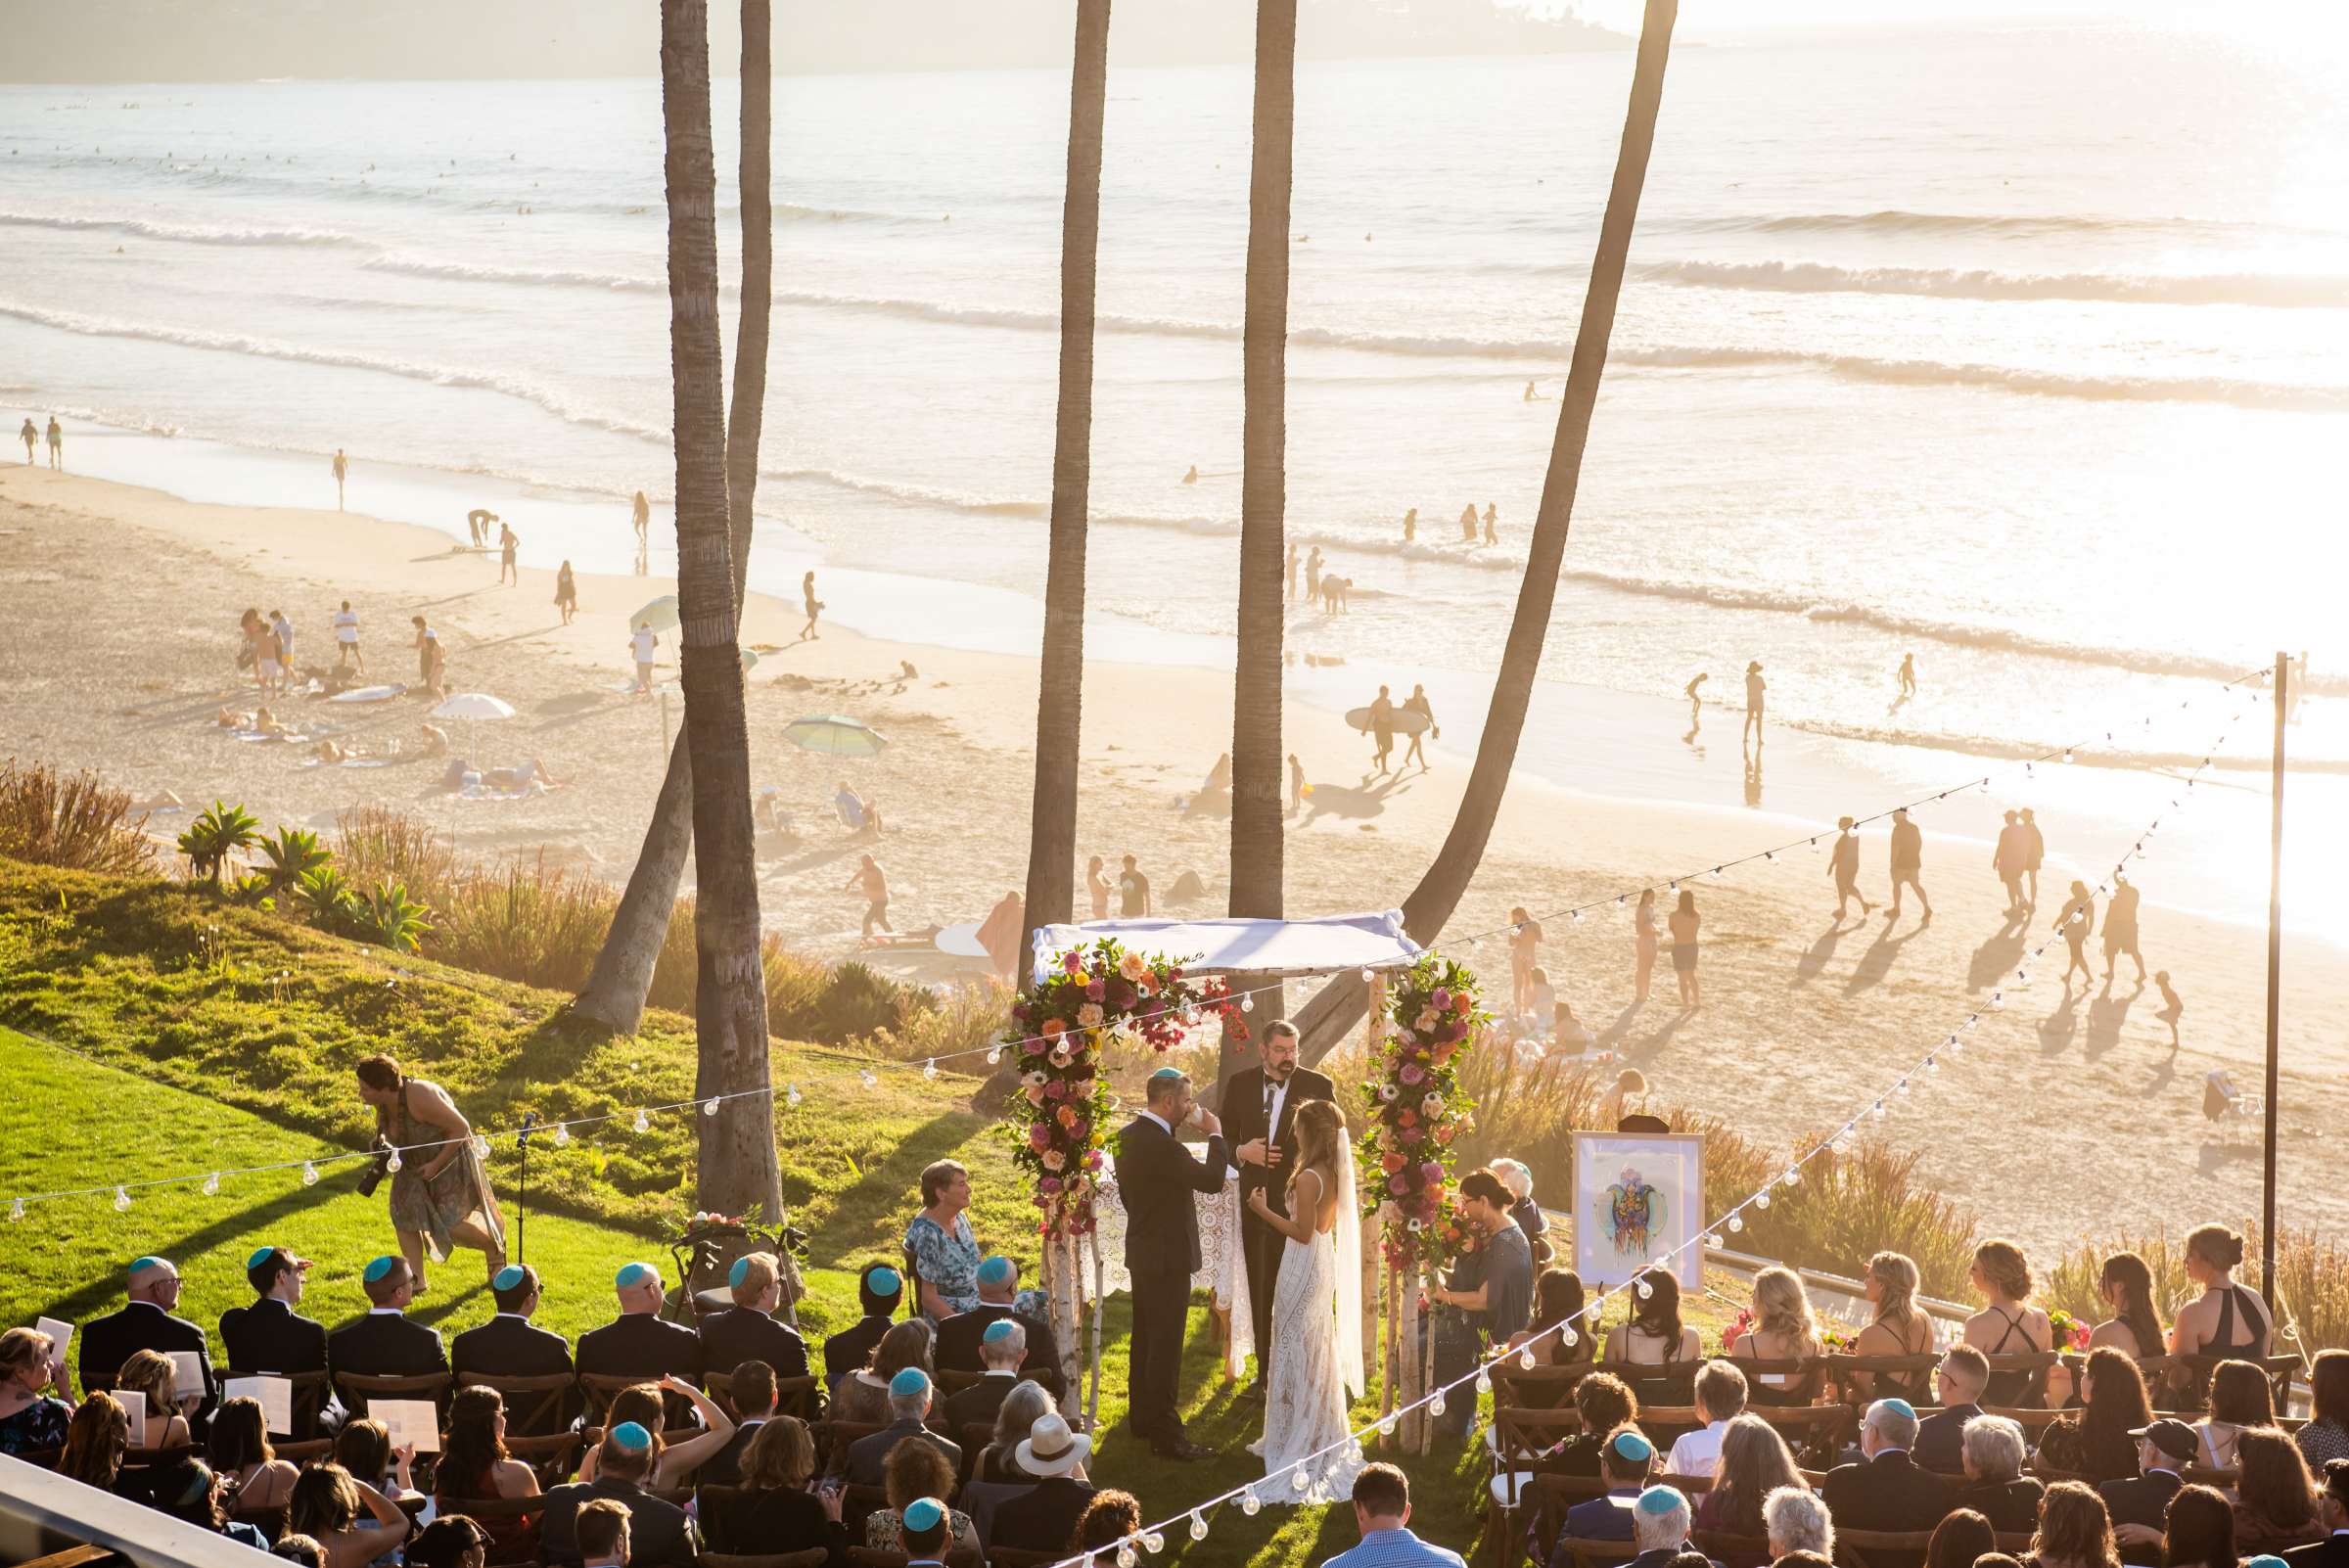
[697,1359,778,1487]
[1914,1346,1990,1473]
[932,1256,1061,1394]
[541,1422,700,1568]
[326,1255,448,1414]
[832,1367,960,1486]
[450,1264,577,1433]
[2101,1419,2195,1533]
[2283,1457,2349,1568]
[1563,1429,1657,1542]
[220,1246,327,1375]
[943,1318,1027,1431]
[1116,1067,1228,1460]
[822,1263,902,1394]
[79,1256,218,1417]
[1218,1019,1335,1399]
[699,1252,809,1387]
[1821,1401,1952,1568]
[576,1261,704,1393]
[990,1411,1098,1551]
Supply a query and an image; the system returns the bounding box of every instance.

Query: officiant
[1220,1019,1336,1401]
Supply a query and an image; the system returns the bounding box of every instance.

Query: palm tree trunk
[1295,0,1682,1064]
[576,4,773,1036]
[1021,0,1114,943]
[1221,0,1298,1089]
[663,0,780,1218]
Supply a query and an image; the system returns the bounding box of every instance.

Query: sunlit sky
[1573,0,2349,46]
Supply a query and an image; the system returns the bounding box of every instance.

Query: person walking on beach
[1288,752,1307,813]
[1482,504,1497,545]
[466,508,496,549]
[45,416,63,470]
[1368,684,1396,773]
[1402,508,1416,544]
[332,448,348,510]
[1742,661,1766,744]
[333,600,364,673]
[1634,888,1659,1004]
[2019,807,2046,905]
[1508,906,1543,1018]
[1305,547,1323,605]
[1993,810,2030,912]
[1897,653,1916,698]
[629,621,658,695]
[496,522,519,585]
[631,489,650,546]
[1286,542,1301,602]
[800,571,822,640]
[1087,854,1113,920]
[1118,853,1151,918]
[270,608,297,680]
[1888,807,1931,920]
[1458,503,1478,542]
[413,617,446,697]
[1667,888,1701,1007]
[2054,880,2096,985]
[2102,872,2145,987]
[1829,815,1872,919]
[845,853,893,939]
[1402,684,1435,771]
[554,560,577,624]
[18,417,33,464]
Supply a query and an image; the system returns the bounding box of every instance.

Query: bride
[1244,1098,1365,1501]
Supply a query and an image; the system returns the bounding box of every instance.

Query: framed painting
[1571,1131,1705,1288]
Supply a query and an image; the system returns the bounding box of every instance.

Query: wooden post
[2263,650,2288,1307]
[1415,1262,1437,1455]
[1087,1230,1106,1430]
[1398,1263,1424,1450]
[1380,1265,1401,1448]
[1360,1212,1382,1408]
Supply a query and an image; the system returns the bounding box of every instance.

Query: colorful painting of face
[1573,1132,1705,1288]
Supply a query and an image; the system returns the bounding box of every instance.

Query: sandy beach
[1,461,2342,1262]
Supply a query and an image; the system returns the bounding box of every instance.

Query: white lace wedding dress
[1250,1156,1366,1503]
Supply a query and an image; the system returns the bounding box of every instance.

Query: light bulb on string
[1782,1169,1799,1187]
[203,1172,220,1196]
[1292,1469,1312,1494]
[552,1123,571,1146]
[787,1084,803,1108]
[1519,1348,1535,1368]
[1896,1078,1911,1095]
[1476,1368,1493,1394]
[1871,1100,1887,1119]
[1728,1214,1744,1232]
[1809,838,1819,853]
[1240,994,1255,1013]
[1378,1414,1398,1437]
[1991,992,2005,1010]
[1562,1324,1579,1346]
[1189,1512,1210,1543]
[860,1068,878,1088]
[1754,1190,1771,1209]
[1430,1391,1448,1417]
[1636,1277,1653,1299]
[1571,909,1583,921]
[632,1109,650,1133]
[114,1185,131,1212]
[301,1161,320,1186]
[1361,968,1375,983]
[1926,1055,1940,1072]
[923,1058,940,1081]
[1708,1232,1725,1248]
[1116,1545,1136,1568]
[7,1198,23,1222]
[474,1133,493,1155]
[1241,1489,1263,1517]
[386,1147,403,1173]
[704,1099,720,1118]
[2063,749,2074,763]
[1146,1531,1166,1552]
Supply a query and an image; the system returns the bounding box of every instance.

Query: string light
[385,1148,402,1173]
[1240,1490,1262,1517]
[552,1124,571,1146]
[301,1161,319,1186]
[8,1198,23,1222]
[202,1173,220,1196]
[1188,1513,1209,1543]
[923,1059,940,1081]
[786,1084,804,1108]
[859,1069,878,1089]
[473,1133,493,1154]
[704,1099,720,1117]
[113,1186,130,1212]
[632,1109,650,1133]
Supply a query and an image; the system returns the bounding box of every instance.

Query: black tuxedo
[944,1370,1021,1433]
[219,1297,328,1377]
[1957,1478,2045,1535]
[79,1300,217,1412]
[1914,1401,1982,1473]
[2283,1536,2349,1568]
[991,1477,1099,1553]
[836,1419,960,1487]
[933,1304,1062,1394]
[542,1476,699,1568]
[697,1416,768,1488]
[822,1314,894,1392]
[1821,1452,1951,1568]
[451,1313,578,1433]
[1114,1111,1227,1443]
[699,1306,810,1385]
[325,1310,448,1412]
[1219,1065,1335,1386]
[577,1312,705,1386]
[2100,1469,2185,1534]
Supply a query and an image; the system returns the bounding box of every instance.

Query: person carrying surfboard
[1369,684,1397,772]
[1402,684,1436,771]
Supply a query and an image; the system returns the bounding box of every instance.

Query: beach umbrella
[631,594,681,631]
[430,693,518,722]
[783,715,889,757]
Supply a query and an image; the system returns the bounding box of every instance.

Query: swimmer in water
[1403,507,1416,544]
[1181,464,1198,484]
[1459,503,1478,542]
[1897,652,1917,698]
[1483,504,1497,545]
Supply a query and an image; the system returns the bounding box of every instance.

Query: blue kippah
[362,1256,396,1284]
[1878,1397,1917,1420]
[2247,1557,2289,1568]
[615,1261,658,1289]
[1148,1067,1184,1082]
[865,1266,901,1296]
[1635,1486,1684,1518]
[492,1265,527,1291]
[983,1319,1017,1345]
[977,1256,1014,1286]
[247,1247,278,1270]
[902,1498,945,1533]
[130,1255,167,1275]
[1608,1429,1655,1461]
[728,1256,754,1289]
[889,1366,930,1397]
[609,1421,653,1453]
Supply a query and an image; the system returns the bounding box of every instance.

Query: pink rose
[1452,992,1473,1014]
[1024,1084,1047,1108]
[1421,1161,1444,1182]
[1085,980,1106,1001]
[1063,951,1084,975]
[1431,988,1451,1008]
[1029,1125,1052,1150]
[1041,1150,1066,1172]
[1041,1176,1065,1193]
[1400,1125,1423,1144]
[1044,1080,1068,1100]
[1400,1063,1425,1085]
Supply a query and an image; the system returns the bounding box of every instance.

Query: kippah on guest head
[982,1319,1018,1345]
[890,1366,931,1397]
[865,1266,901,1295]
[729,1256,755,1289]
[615,1261,658,1289]
[1609,1430,1656,1462]
[1148,1067,1184,1083]
[1635,1486,1685,1517]
[1878,1398,1917,1420]
[492,1265,527,1292]
[362,1256,397,1284]
[977,1256,1015,1286]
[130,1256,169,1277]
[247,1247,279,1271]
[609,1421,653,1453]
[901,1498,945,1534]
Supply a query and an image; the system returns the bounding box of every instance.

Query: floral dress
[388,1082,507,1264]
[0,1397,69,1457]
[904,1212,982,1318]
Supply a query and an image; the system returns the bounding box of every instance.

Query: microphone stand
[515,1113,539,1265]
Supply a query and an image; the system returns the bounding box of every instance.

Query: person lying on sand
[128,789,185,814]
[483,758,565,792]
[419,723,449,758]
[217,707,291,737]
[313,739,366,765]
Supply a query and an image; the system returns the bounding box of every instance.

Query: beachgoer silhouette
[554,560,576,624]
[466,508,497,549]
[1482,504,1497,545]
[1742,661,1765,743]
[1369,684,1396,773]
[2020,807,2046,904]
[1993,810,2029,912]
[45,416,62,470]
[332,447,347,510]
[1459,503,1478,542]
[1286,541,1301,602]
[631,489,650,544]
[332,600,364,673]
[1305,546,1323,604]
[1320,575,1350,614]
[497,522,519,585]
[1181,464,1198,484]
[1288,752,1306,813]
[18,418,34,464]
[1402,684,1435,770]
[2154,970,2183,1050]
[1668,889,1701,1007]
[1887,807,1930,920]
[1403,507,1416,544]
[1829,815,1872,919]
[801,571,822,640]
[1523,380,1537,401]
[1743,748,1762,807]
[1684,671,1707,726]
[2102,873,2145,986]
[2055,880,2096,985]
[1897,652,1916,698]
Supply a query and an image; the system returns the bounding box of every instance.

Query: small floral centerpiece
[1723,1307,1756,1355]
[1000,937,1238,1237]
[1358,952,1486,1272]
[2048,1308,2092,1353]
[1820,1325,1857,1352]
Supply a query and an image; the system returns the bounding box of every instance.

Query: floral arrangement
[1819,1325,1857,1352]
[1358,952,1486,1272]
[1723,1307,1755,1354]
[2048,1308,2092,1353]
[1001,937,1237,1237]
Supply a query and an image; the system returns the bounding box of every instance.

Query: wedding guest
[541,1423,699,1568]
[206,1395,299,1513]
[58,1393,130,1490]
[698,1359,781,1487]
[989,1412,1100,1553]
[1513,1268,1594,1378]
[1956,1415,2045,1533]
[2031,1483,2124,1568]
[2296,1353,2349,1471]
[1850,1251,1937,1405]
[1695,1415,1806,1551]
[2138,1482,2234,1568]
[146,1456,273,1550]
[1491,1159,1552,1268]
[1603,1269,1703,1402]
[892,1498,951,1568]
[944,1319,1027,1430]
[2284,1459,2349,1568]
[1325,1463,1467,1568]
[1072,1489,1143,1564]
[117,1348,196,1450]
[699,1252,809,1384]
[574,1377,734,1491]
[326,1255,448,1415]
[1566,1429,1659,1541]
[975,1378,1055,1483]
[1963,1239,2051,1407]
[2170,1224,2273,1389]
[1624,1486,1699,1568]
[904,1160,985,1320]
[1727,1268,1826,1407]
[0,1327,71,1457]
[434,1385,542,1562]
[1764,1487,1833,1562]
[2195,1360,2276,1470]
[1925,1510,1997,1568]
[2099,1417,2195,1534]
[1823,1400,1953,1552]
[933,1254,1058,1389]
[2087,1253,2167,1363]
[822,1264,903,1393]
[220,1246,328,1389]
[1541,1373,1640,1477]
[862,1438,981,1558]
[80,1255,218,1417]
[451,1264,577,1433]
[697,1417,845,1559]
[2039,1348,2154,1485]
[576,1261,703,1399]
[286,1461,415,1568]
[2236,1428,2326,1554]
[409,1515,492,1568]
[1667,1361,1748,1479]
[829,1319,933,1426]
[332,1417,420,1505]
[1598,1067,1648,1130]
[832,1367,958,1486]
[1916,1346,1992,1472]
[1429,1169,1535,1380]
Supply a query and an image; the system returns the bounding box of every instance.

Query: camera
[355,1136,395,1198]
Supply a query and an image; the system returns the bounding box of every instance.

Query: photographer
[354,1054,507,1292]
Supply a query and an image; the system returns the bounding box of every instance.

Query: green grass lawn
[0,861,1747,1566]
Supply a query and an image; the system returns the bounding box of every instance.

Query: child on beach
[629,622,658,694]
[2154,971,2183,1049]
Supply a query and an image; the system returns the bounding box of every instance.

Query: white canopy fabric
[1029,908,1420,988]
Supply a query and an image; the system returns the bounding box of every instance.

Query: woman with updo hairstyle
[2169,1223,2271,1404]
[116,1348,195,1451]
[572,1378,732,1488]
[1963,1239,2051,1406]
[0,1326,71,1457]
[1728,1267,1826,1405]
[830,1317,936,1425]
[1851,1251,1936,1404]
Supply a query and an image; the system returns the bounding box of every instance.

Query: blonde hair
[730,1251,779,1308]
[1869,1252,1924,1337]
[0,1327,55,1387]
[116,1348,179,1420]
[1752,1268,1821,1354]
[1974,1239,2034,1302]
[2186,1223,2245,1274]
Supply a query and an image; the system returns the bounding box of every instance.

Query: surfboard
[936,920,989,959]
[1345,705,1431,736]
[328,683,407,703]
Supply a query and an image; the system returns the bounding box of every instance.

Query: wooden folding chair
[1552,1536,1640,1568]
[1834,1528,1935,1568]
[846,1549,983,1568]
[1749,1402,1853,1463]
[458,1369,577,1437]
[430,1493,548,1567]
[337,1368,453,1418]
[13,1548,113,1568]
[579,1371,653,1426]
[774,1374,821,1421]
[224,1367,332,1441]
[506,1430,584,1489]
[988,1550,1064,1568]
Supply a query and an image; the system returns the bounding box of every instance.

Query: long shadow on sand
[2038,988,2082,1056]
[2084,981,2143,1061]
[1300,773,1407,824]
[1844,915,1926,996]
[1792,918,1849,986]
[1967,912,2030,994]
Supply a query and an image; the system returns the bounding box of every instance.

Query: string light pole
[2262,650,2288,1308]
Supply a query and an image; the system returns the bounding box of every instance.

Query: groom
[1221,1019,1335,1400]
[1117,1067,1229,1459]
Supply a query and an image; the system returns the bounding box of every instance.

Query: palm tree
[661,0,780,1218]
[1295,0,1684,1062]
[1222,0,1299,1087]
[577,1,775,1036]
[1021,0,1115,945]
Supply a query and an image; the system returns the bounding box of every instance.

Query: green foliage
[175,801,258,886]
[296,865,360,928]
[1361,954,1486,1271]
[0,758,157,876]
[430,851,618,992]
[254,826,331,895]
[357,879,434,952]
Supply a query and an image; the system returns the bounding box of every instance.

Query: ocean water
[3,28,2346,887]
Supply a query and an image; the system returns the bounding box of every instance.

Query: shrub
[253,826,330,896]
[0,759,157,875]
[432,851,619,993]
[769,958,933,1042]
[296,865,360,930]
[177,803,259,886]
[357,880,434,953]
[333,804,454,899]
